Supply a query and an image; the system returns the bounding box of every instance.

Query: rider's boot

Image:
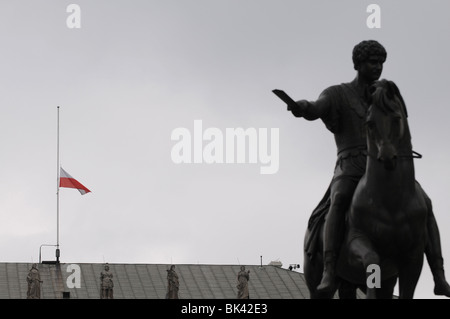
[317,202,344,294]
[317,251,338,293]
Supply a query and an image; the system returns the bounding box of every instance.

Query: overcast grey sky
[0,0,449,299]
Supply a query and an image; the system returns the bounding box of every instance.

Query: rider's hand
[290,100,308,118]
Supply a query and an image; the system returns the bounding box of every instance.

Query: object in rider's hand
[272,89,298,111]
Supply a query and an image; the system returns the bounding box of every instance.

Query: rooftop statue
[26,263,42,299]
[100,263,114,299]
[166,265,179,299]
[237,266,250,299]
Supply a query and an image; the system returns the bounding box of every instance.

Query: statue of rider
[289,39,450,296]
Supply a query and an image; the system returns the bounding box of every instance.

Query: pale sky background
[0,0,449,299]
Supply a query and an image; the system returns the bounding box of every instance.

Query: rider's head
[353,40,387,70]
[353,40,387,82]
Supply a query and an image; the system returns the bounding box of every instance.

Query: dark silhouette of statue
[275,40,450,298]
[166,265,179,299]
[100,263,114,299]
[26,263,42,299]
[335,79,429,298]
[237,266,250,299]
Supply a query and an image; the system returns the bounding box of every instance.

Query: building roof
[0,262,366,299]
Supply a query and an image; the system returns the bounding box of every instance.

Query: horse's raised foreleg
[348,233,380,299]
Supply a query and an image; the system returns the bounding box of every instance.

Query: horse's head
[366,79,411,170]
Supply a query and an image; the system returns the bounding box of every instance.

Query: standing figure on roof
[100,263,114,299]
[166,265,179,299]
[237,265,250,299]
[26,263,42,299]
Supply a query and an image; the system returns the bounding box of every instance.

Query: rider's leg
[422,191,450,296]
[317,178,357,293]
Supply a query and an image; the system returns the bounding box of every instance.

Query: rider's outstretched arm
[291,91,331,121]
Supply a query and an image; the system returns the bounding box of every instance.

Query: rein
[400,150,423,159]
[367,150,423,160]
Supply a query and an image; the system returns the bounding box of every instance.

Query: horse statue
[303,79,429,299]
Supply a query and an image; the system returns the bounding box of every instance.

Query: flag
[59,167,91,195]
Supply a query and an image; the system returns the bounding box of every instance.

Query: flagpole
[56,106,60,263]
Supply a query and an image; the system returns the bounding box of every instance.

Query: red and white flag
[59,167,91,195]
